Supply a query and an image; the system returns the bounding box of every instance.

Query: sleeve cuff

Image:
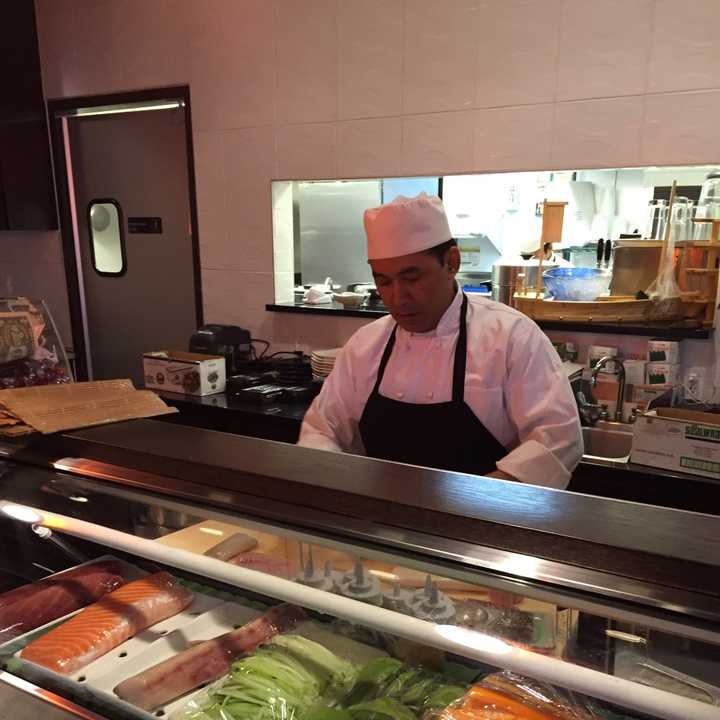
[297,429,344,452]
[496,439,571,490]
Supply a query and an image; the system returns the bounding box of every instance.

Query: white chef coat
[299,290,583,489]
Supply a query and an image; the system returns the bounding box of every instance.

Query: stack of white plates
[311,348,341,379]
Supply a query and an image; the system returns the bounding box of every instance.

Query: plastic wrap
[173,647,467,720]
[436,672,606,720]
[645,183,682,312]
[114,604,307,711]
[173,634,359,720]
[20,572,193,674]
[0,297,72,386]
[0,560,128,644]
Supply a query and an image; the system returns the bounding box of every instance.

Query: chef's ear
[446,245,461,275]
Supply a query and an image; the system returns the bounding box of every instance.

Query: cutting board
[155,520,287,557]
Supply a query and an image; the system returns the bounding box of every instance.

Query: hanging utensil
[596,238,605,269]
[604,238,613,268]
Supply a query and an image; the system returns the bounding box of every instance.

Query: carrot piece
[463,687,563,720]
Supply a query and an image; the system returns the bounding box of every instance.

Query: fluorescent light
[71,101,182,118]
[199,527,224,536]
[435,624,512,655]
[2,504,43,523]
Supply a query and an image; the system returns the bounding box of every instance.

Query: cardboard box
[143,351,226,396]
[647,339,680,364]
[645,362,681,386]
[631,408,720,479]
[632,383,673,405]
[623,359,646,386]
[0,379,176,435]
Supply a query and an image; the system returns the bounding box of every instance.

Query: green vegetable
[343,658,404,705]
[271,635,357,691]
[384,670,426,700]
[422,686,466,709]
[400,677,437,707]
[348,698,417,720]
[304,708,354,720]
[189,634,359,720]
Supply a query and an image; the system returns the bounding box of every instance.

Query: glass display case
[0,296,73,388]
[0,420,719,720]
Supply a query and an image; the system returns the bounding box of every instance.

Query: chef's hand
[486,469,518,482]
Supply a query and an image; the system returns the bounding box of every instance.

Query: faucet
[576,390,607,426]
[591,356,626,423]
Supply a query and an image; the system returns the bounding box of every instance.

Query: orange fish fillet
[21,571,193,675]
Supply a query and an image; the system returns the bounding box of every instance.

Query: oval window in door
[87,199,126,276]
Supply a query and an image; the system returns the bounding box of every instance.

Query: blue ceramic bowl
[542,267,611,301]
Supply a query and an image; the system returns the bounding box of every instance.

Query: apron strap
[452,293,469,403]
[372,324,398,394]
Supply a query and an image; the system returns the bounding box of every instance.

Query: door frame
[47,86,204,381]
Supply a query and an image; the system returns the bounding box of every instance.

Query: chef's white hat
[364,192,452,260]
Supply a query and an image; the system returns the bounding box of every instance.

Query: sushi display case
[0,420,719,720]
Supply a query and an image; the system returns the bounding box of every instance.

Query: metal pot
[491,261,558,306]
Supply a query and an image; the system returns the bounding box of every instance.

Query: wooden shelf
[615,240,720,248]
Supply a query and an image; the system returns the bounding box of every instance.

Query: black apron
[359,293,507,475]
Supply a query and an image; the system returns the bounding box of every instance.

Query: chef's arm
[298,347,361,453]
[495,325,583,489]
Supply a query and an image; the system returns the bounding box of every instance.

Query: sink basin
[582,422,633,462]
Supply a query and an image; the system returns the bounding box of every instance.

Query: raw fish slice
[20,571,193,674]
[114,604,306,710]
[0,560,127,643]
[227,552,292,578]
[204,532,258,561]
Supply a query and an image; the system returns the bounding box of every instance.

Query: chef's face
[370,245,460,333]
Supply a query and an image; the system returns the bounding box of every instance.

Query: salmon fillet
[21,571,193,675]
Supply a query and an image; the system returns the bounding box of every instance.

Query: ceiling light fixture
[69,101,183,118]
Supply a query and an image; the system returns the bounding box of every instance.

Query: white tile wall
[642,89,720,165]
[274,0,338,125]
[272,181,295,284]
[194,132,228,272]
[202,268,276,338]
[403,0,479,115]
[338,0,403,119]
[277,123,338,179]
[337,118,403,178]
[474,104,554,171]
[274,271,295,304]
[557,0,652,101]
[552,97,644,168]
[476,0,562,108]
[223,127,275,271]
[31,0,720,349]
[187,1,276,131]
[402,111,475,176]
[270,312,369,354]
[649,0,720,94]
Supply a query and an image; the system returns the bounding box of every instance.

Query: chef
[298,193,583,489]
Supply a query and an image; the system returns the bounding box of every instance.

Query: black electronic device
[237,384,284,405]
[272,354,313,385]
[226,371,279,394]
[189,325,251,376]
